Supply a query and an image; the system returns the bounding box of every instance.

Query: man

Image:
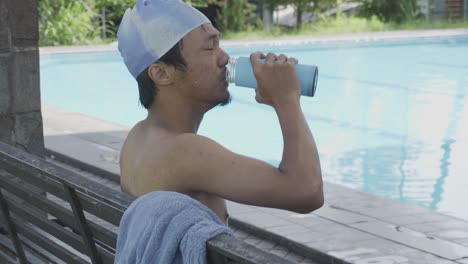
[117,0,323,225]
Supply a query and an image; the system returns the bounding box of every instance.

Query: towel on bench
[115,191,234,264]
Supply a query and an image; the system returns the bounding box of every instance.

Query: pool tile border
[39,28,468,55]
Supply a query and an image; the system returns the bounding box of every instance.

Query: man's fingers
[250,52,265,69]
[265,52,277,65]
[250,51,266,60]
[287,57,298,65]
[276,54,288,63]
[250,52,297,74]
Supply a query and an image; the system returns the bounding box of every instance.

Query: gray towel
[115,191,234,264]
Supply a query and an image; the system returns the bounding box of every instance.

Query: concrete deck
[40,29,468,263]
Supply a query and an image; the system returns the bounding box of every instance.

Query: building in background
[418,0,467,20]
[269,0,467,28]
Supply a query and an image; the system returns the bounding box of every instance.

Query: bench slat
[6,195,115,264]
[20,235,67,264]
[0,158,124,226]
[65,186,101,264]
[0,144,132,210]
[12,215,89,264]
[0,234,18,261]
[0,251,18,264]
[207,234,296,264]
[0,189,27,264]
[0,174,118,250]
[1,234,58,264]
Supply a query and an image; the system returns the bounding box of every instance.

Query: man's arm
[167,52,323,213]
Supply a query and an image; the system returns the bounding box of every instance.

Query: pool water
[40,36,468,221]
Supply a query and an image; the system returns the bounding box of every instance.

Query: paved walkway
[42,104,468,264]
[40,29,468,263]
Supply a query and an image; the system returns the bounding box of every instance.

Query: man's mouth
[221,68,227,80]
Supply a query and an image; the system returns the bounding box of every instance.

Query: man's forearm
[275,101,321,179]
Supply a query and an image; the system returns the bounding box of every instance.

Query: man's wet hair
[136,40,186,109]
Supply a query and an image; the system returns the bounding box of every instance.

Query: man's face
[177,23,231,107]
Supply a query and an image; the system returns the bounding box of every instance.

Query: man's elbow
[295,193,324,214]
[293,184,324,214]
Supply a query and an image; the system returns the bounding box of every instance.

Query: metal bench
[0,143,292,264]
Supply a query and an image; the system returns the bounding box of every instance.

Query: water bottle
[226,57,318,97]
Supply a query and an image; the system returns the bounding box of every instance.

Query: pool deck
[41,29,468,263]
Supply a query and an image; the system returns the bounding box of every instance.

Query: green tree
[357,0,420,23]
[291,0,309,26]
[261,0,285,12]
[95,0,137,38]
[262,0,336,27]
[300,0,337,23]
[184,0,216,8]
[38,0,100,46]
[220,0,259,31]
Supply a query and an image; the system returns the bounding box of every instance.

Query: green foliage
[95,0,137,39]
[305,15,385,33]
[222,15,385,39]
[39,0,100,46]
[37,0,466,46]
[399,0,421,21]
[184,0,216,8]
[389,19,468,30]
[220,0,260,31]
[261,0,287,11]
[262,0,336,27]
[357,0,421,23]
[222,15,468,41]
[291,0,313,26]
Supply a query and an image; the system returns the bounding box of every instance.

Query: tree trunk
[296,7,302,27]
[262,3,273,29]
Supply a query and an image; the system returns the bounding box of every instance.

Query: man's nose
[218,48,230,67]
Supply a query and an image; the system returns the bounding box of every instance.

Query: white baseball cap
[117,0,210,78]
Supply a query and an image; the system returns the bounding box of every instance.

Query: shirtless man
[117,0,323,225]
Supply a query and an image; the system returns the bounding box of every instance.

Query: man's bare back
[120,121,229,224]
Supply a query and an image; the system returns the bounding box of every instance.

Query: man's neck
[146,98,208,134]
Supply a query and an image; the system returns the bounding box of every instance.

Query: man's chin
[218,94,232,107]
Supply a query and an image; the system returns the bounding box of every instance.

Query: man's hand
[250,52,300,108]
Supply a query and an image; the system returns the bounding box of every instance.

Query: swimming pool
[40,34,468,221]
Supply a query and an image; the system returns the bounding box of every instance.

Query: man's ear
[147,63,175,86]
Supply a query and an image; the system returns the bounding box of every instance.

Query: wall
[0,0,44,232]
[0,0,44,156]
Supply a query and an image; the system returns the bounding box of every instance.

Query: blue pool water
[40,36,468,221]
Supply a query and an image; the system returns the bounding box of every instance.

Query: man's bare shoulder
[120,130,166,192]
[151,133,231,169]
[120,128,229,193]
[170,133,225,150]
[120,124,225,176]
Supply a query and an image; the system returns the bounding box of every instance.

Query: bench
[0,143,293,264]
